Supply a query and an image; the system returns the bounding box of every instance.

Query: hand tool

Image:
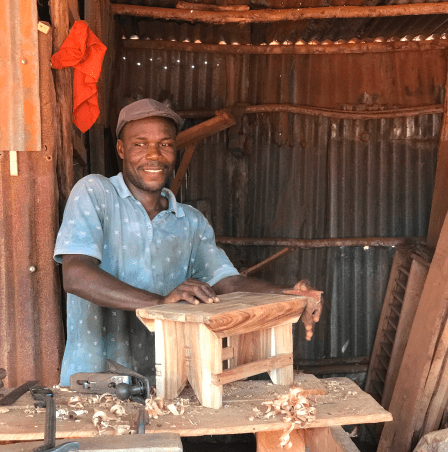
[0,379,38,406]
[30,386,79,452]
[70,359,150,403]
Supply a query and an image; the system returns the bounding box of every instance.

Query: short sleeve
[54,176,105,264]
[190,215,239,286]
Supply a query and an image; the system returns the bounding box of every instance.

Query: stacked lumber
[377,213,448,452]
[364,246,431,439]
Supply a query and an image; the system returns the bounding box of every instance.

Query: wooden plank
[412,315,448,444]
[306,426,361,452]
[422,348,448,435]
[256,429,305,452]
[112,2,448,23]
[269,324,293,386]
[378,212,448,452]
[212,353,293,386]
[176,110,236,149]
[170,141,197,197]
[240,248,295,276]
[154,320,188,400]
[427,56,448,250]
[381,258,429,409]
[0,378,392,441]
[185,323,222,409]
[176,1,250,11]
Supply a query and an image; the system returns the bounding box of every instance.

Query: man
[54,99,321,386]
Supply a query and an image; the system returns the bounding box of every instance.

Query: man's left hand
[283,280,322,341]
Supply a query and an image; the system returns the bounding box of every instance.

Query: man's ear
[116,139,124,159]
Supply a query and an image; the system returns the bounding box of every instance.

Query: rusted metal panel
[0,26,63,388]
[113,44,441,364]
[0,0,41,154]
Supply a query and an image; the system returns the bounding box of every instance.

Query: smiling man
[54,99,321,386]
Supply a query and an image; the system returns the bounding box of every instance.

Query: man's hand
[283,280,323,341]
[163,279,220,305]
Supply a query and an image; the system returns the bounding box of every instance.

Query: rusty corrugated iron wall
[111,44,443,364]
[0,26,64,388]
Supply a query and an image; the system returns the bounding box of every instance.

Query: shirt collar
[110,173,185,218]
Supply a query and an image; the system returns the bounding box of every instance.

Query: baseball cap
[116,99,183,138]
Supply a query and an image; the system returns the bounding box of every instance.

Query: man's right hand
[163,279,220,305]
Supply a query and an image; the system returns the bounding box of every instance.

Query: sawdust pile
[253,387,316,448]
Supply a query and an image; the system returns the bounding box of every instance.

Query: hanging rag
[51,21,107,133]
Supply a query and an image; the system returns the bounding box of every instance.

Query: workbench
[0,375,392,451]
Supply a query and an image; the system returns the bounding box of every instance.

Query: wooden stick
[170,141,197,196]
[124,38,448,55]
[426,55,448,250]
[216,236,422,248]
[112,2,448,23]
[211,353,293,385]
[176,109,237,149]
[176,1,250,11]
[240,248,295,276]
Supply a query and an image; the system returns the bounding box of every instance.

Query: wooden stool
[137,292,309,409]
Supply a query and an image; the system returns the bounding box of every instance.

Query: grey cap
[116,99,183,138]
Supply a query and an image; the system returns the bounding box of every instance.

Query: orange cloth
[51,21,107,133]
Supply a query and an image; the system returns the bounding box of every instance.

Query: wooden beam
[306,426,361,452]
[170,141,197,196]
[426,56,448,250]
[124,38,448,55]
[257,429,305,452]
[378,212,448,452]
[176,1,250,11]
[173,104,443,120]
[240,248,295,276]
[216,236,422,248]
[176,110,237,149]
[112,2,448,23]
[212,353,293,386]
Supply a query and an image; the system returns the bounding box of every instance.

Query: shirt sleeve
[54,176,105,264]
[190,214,240,286]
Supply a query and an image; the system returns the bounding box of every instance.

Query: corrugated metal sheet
[112,44,442,363]
[0,26,63,388]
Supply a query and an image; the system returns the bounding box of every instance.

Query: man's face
[117,116,177,194]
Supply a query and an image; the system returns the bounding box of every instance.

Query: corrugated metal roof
[112,45,441,362]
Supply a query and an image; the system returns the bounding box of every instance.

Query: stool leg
[155,320,188,399]
[185,323,222,409]
[269,323,294,385]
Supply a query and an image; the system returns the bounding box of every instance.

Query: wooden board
[378,212,448,452]
[0,378,391,441]
[137,292,308,337]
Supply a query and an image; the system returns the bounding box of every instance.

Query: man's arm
[62,255,220,310]
[213,275,322,341]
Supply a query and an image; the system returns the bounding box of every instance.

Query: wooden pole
[170,104,443,121]
[124,38,448,55]
[240,248,295,276]
[170,141,197,196]
[426,55,448,250]
[216,236,422,248]
[50,0,74,208]
[112,2,448,23]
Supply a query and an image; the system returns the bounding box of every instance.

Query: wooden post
[170,142,197,197]
[426,55,448,250]
[50,0,74,206]
[256,429,305,452]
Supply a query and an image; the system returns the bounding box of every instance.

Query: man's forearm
[213,275,292,295]
[62,255,163,310]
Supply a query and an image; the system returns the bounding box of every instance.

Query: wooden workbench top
[0,376,391,441]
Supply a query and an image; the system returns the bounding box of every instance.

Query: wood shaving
[254,387,316,448]
[167,403,179,415]
[110,404,126,417]
[0,408,9,414]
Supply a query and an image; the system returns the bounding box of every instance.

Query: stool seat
[137,292,309,409]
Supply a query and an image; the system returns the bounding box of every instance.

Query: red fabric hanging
[51,21,107,133]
